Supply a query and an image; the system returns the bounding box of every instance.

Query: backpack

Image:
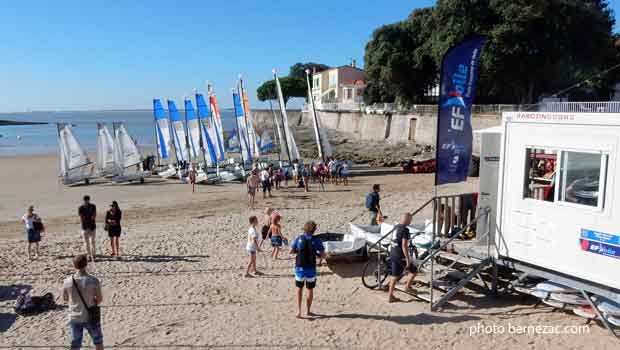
[14,292,56,316]
[365,193,375,209]
[296,236,316,268]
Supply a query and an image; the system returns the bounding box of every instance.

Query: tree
[256,76,306,106]
[364,7,437,106]
[289,62,330,83]
[364,0,618,104]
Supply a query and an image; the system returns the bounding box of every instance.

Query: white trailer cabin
[492,112,620,301]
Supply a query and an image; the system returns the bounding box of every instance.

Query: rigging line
[551,62,620,98]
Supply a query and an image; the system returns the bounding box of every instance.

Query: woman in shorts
[21,205,42,260]
[270,213,287,260]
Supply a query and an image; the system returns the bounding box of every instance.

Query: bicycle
[361,232,436,289]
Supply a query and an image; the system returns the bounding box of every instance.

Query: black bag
[296,237,316,268]
[33,221,44,232]
[72,276,101,325]
[14,292,56,316]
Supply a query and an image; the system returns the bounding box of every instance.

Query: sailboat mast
[183,98,192,165]
[273,71,292,163]
[305,69,324,161]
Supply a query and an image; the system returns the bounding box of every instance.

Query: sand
[1,154,618,349]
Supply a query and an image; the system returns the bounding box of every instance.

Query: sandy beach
[1,154,618,349]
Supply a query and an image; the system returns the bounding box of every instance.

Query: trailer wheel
[140,177,145,184]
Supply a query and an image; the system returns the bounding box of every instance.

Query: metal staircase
[364,194,497,310]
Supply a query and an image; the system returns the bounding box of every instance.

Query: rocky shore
[0,119,47,126]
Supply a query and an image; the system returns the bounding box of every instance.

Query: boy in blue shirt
[290,221,326,319]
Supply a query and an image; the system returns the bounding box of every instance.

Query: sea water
[0,109,237,156]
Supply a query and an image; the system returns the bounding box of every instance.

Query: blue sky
[0,0,617,112]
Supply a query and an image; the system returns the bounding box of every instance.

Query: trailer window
[523,148,557,202]
[558,151,607,208]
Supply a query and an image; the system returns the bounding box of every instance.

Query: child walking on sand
[270,213,287,260]
[259,208,273,249]
[245,216,261,277]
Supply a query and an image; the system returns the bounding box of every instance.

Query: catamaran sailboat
[57,123,96,185]
[110,122,150,183]
[183,97,219,184]
[168,99,190,179]
[96,123,116,177]
[153,99,178,179]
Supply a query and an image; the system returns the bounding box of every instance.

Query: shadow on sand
[308,312,479,325]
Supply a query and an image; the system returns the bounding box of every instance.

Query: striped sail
[209,93,226,160]
[184,99,202,162]
[153,99,172,161]
[233,92,252,162]
[241,88,261,158]
[195,93,218,167]
[273,71,301,160]
[167,100,189,162]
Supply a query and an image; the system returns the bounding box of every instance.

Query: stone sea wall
[250,109,501,156]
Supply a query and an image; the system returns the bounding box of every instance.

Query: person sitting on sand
[290,220,326,319]
[269,213,287,260]
[62,254,103,350]
[259,208,273,249]
[245,216,261,277]
[21,205,43,261]
[105,201,122,257]
[247,170,260,209]
[387,213,417,303]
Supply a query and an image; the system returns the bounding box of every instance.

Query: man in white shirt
[260,168,272,199]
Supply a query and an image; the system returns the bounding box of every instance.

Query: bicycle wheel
[361,255,389,289]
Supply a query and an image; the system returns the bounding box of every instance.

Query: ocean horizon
[0,109,238,156]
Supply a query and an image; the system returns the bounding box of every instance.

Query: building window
[523,148,557,202]
[313,78,320,90]
[522,147,608,209]
[343,88,353,100]
[558,151,607,208]
[328,70,337,87]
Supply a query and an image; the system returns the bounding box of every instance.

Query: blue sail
[232,92,252,162]
[167,100,188,162]
[153,99,169,159]
[196,93,218,166]
[184,99,201,161]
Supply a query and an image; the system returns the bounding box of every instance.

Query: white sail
[96,123,115,174]
[269,101,288,160]
[259,129,275,152]
[58,123,91,174]
[305,71,333,159]
[273,71,301,160]
[187,118,201,161]
[113,122,142,170]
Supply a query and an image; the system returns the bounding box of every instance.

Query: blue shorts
[69,321,103,348]
[271,236,283,247]
[295,267,317,288]
[27,228,41,243]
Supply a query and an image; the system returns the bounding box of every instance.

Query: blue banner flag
[435,36,486,185]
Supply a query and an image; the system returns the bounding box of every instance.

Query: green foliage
[364,0,619,104]
[289,62,330,82]
[256,76,306,106]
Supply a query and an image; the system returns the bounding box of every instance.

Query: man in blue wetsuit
[290,221,326,319]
